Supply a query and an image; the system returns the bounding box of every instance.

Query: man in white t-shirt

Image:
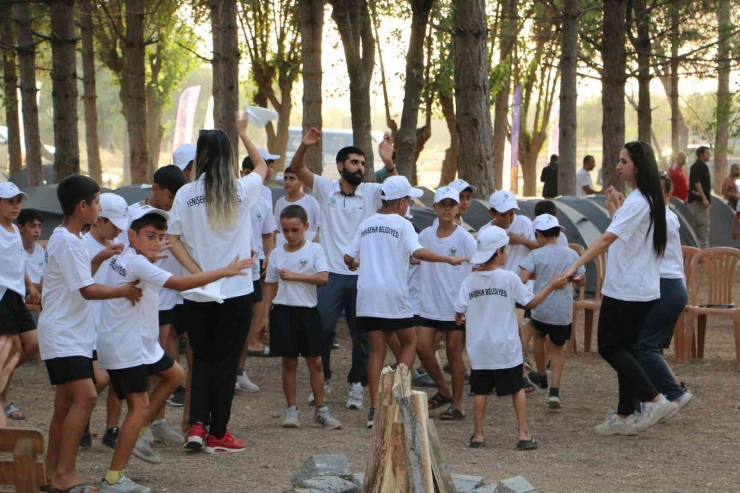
[287,128,397,411]
[576,155,602,198]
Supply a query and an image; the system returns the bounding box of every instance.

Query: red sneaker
[204,431,246,454]
[185,424,207,451]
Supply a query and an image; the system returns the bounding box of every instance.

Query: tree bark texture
[299,0,325,175]
[15,3,43,186]
[492,0,516,191]
[1,18,22,177]
[394,0,434,179]
[210,0,222,130]
[669,2,680,162]
[219,0,240,158]
[558,0,578,196]
[713,0,731,194]
[125,0,150,184]
[453,0,495,198]
[329,0,376,181]
[146,42,164,175]
[600,0,627,193]
[437,93,458,187]
[80,2,102,183]
[630,0,651,144]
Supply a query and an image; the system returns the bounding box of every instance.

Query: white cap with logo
[173,144,197,171]
[489,190,519,213]
[258,148,281,161]
[532,213,565,232]
[472,225,509,264]
[434,186,460,204]
[0,182,29,200]
[99,193,129,231]
[447,179,476,194]
[127,205,169,229]
[381,175,424,201]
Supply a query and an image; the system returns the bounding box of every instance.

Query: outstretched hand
[225,255,255,277]
[378,132,394,164]
[95,243,124,263]
[550,272,569,290]
[302,128,321,147]
[448,256,470,266]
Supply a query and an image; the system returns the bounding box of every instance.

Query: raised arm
[235,111,268,181]
[287,128,321,189]
[378,132,397,176]
[562,232,617,278]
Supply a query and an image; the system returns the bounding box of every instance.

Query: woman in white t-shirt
[563,141,676,436]
[167,114,267,453]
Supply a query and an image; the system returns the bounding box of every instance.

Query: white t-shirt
[576,168,594,198]
[602,190,661,302]
[250,196,278,281]
[455,269,534,370]
[346,213,423,318]
[660,209,684,281]
[407,263,420,316]
[83,233,109,342]
[0,224,25,299]
[265,241,328,308]
[261,185,273,206]
[97,248,172,370]
[24,242,45,285]
[168,172,262,299]
[274,194,321,246]
[418,224,476,321]
[312,175,382,275]
[38,227,96,360]
[479,215,535,275]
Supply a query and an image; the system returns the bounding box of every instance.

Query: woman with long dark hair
[167,114,267,453]
[562,141,676,435]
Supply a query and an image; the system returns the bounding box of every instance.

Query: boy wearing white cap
[242,149,279,205]
[455,226,567,450]
[97,206,253,492]
[418,186,476,420]
[519,214,585,409]
[433,179,476,227]
[173,143,197,182]
[344,176,469,427]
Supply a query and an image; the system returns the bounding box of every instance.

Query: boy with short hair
[98,206,253,492]
[519,214,585,409]
[18,208,45,291]
[263,204,341,429]
[344,176,469,428]
[274,166,321,246]
[39,174,143,492]
[533,200,568,247]
[242,150,277,205]
[455,226,567,449]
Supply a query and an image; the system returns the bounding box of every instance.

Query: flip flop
[469,436,485,448]
[51,484,99,493]
[427,392,452,410]
[247,346,270,357]
[5,403,26,421]
[516,437,539,451]
[439,406,466,421]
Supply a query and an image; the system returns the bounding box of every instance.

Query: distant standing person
[576,155,602,198]
[687,146,712,248]
[667,152,688,202]
[540,155,559,199]
[721,163,740,210]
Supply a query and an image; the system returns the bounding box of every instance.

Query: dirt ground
[5,302,740,492]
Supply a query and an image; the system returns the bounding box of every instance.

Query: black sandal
[439,406,465,421]
[469,435,485,448]
[427,392,452,410]
[516,437,539,450]
[523,381,536,394]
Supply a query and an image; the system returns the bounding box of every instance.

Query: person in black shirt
[687,146,712,248]
[540,155,559,199]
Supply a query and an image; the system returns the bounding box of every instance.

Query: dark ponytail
[624,141,667,257]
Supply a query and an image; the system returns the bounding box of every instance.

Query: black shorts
[357,316,416,333]
[108,354,175,400]
[159,308,177,327]
[469,364,525,397]
[531,318,572,347]
[252,279,263,303]
[174,304,187,336]
[514,303,531,320]
[418,317,465,332]
[92,350,98,362]
[0,290,35,335]
[269,305,323,358]
[45,356,95,386]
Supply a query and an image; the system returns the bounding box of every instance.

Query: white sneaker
[636,395,676,432]
[144,427,155,446]
[132,434,162,464]
[101,475,151,493]
[282,405,301,428]
[150,419,185,445]
[314,406,342,430]
[346,382,364,410]
[547,396,562,410]
[594,411,638,436]
[235,372,260,393]
[307,380,331,405]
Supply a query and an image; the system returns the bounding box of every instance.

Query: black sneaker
[527,371,548,390]
[168,386,186,407]
[367,407,375,429]
[102,427,119,449]
[331,337,340,350]
[79,427,92,449]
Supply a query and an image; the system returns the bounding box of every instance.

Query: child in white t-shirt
[344,176,469,428]
[98,206,253,491]
[17,208,45,291]
[455,225,567,450]
[263,204,342,430]
[417,187,476,421]
[274,166,321,246]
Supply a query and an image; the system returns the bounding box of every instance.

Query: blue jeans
[317,273,369,386]
[637,278,688,402]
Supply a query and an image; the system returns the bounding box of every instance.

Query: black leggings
[183,294,252,439]
[597,296,659,416]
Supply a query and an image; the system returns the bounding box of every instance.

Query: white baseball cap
[381,176,424,201]
[127,205,169,228]
[0,182,28,200]
[472,225,509,264]
[448,179,476,194]
[434,186,460,204]
[489,190,519,212]
[532,213,565,232]
[259,148,281,161]
[173,144,197,171]
[99,193,129,231]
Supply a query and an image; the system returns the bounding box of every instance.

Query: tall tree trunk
[210,0,222,130]
[125,0,149,184]
[395,0,434,178]
[453,0,495,198]
[632,0,651,144]
[1,18,22,177]
[219,0,240,158]
[492,0,516,191]
[299,0,325,175]
[669,2,680,162]
[558,0,578,196]
[658,75,689,154]
[601,0,627,192]
[15,3,43,186]
[437,93,458,187]
[714,0,730,194]
[272,93,292,171]
[80,2,102,183]
[146,45,163,175]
